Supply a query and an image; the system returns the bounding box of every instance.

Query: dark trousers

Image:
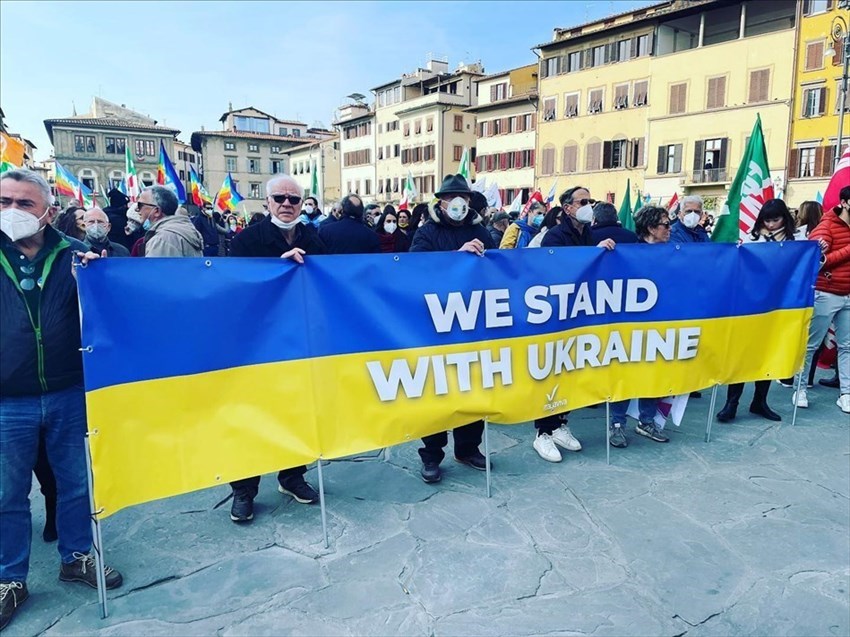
[725,380,771,405]
[230,465,306,497]
[418,420,484,465]
[534,412,568,435]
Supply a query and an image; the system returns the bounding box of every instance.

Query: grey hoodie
[144,215,204,257]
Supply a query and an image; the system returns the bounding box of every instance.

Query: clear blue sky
[1,1,653,160]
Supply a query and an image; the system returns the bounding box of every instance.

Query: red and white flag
[822,145,850,213]
[666,192,680,216]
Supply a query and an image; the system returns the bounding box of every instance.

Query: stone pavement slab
[8,377,850,637]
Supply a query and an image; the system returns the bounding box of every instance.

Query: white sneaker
[533,433,562,462]
[551,425,582,452]
[837,394,850,414]
[793,389,808,408]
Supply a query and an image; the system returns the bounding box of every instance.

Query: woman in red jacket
[794,186,850,414]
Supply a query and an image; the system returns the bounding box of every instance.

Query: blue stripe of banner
[78,242,819,392]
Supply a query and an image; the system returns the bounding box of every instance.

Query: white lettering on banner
[427,279,658,333]
[367,348,515,402]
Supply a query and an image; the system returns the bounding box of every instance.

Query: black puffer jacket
[410,201,495,252]
[1,227,85,397]
[318,216,381,254]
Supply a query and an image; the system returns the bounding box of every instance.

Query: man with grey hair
[590,202,638,245]
[83,207,130,256]
[669,194,709,243]
[0,169,123,630]
[226,174,326,523]
[135,185,203,257]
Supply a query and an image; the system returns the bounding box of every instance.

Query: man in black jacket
[226,175,326,523]
[0,170,123,631]
[83,208,130,256]
[590,203,638,245]
[410,174,495,484]
[534,186,617,463]
[318,195,380,254]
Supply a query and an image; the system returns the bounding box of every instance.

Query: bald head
[84,207,109,225]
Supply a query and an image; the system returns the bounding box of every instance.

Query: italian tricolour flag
[712,115,774,243]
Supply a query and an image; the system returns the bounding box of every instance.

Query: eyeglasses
[572,198,597,206]
[655,222,671,229]
[136,202,158,210]
[270,194,302,205]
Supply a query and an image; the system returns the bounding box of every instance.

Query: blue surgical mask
[532,214,544,229]
[142,218,152,231]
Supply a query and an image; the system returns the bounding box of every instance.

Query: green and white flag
[124,146,140,201]
[458,147,470,184]
[712,115,774,243]
[310,159,319,197]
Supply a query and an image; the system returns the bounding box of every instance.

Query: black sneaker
[454,450,489,471]
[278,479,319,504]
[59,552,123,589]
[609,424,628,448]
[230,488,255,522]
[0,582,28,631]
[635,422,669,443]
[420,462,441,483]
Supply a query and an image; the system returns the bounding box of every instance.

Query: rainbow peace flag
[213,173,244,212]
[156,141,186,203]
[54,161,79,198]
[189,166,212,207]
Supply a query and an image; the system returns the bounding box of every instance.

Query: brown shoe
[0,581,28,631]
[59,552,123,590]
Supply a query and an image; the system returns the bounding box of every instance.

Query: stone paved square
[11,376,850,636]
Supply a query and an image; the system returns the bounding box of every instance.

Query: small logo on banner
[543,384,568,412]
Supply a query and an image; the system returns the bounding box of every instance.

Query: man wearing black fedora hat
[410,174,495,484]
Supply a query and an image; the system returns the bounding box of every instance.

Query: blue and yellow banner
[77,242,819,517]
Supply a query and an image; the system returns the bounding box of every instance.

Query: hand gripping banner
[77,242,819,517]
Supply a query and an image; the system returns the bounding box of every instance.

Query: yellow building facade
[785,0,849,205]
[535,0,798,213]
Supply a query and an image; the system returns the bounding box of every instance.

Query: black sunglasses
[573,198,596,206]
[270,194,302,205]
[655,222,671,228]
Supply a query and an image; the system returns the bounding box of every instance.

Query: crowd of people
[1,166,848,631]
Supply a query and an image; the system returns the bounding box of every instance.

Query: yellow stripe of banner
[88,308,810,517]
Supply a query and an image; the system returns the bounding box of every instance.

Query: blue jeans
[610,398,657,426]
[0,385,92,582]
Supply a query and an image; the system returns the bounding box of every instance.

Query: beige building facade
[286,136,341,210]
[44,97,179,198]
[191,106,319,214]
[468,64,538,205]
[334,102,377,200]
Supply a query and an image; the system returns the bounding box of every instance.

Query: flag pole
[605,401,611,466]
[84,434,108,619]
[316,457,329,548]
[484,418,491,498]
[705,385,719,443]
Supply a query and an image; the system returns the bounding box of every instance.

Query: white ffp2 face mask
[575,203,594,224]
[384,222,397,234]
[445,197,468,222]
[682,211,700,228]
[1,207,49,242]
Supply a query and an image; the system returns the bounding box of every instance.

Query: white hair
[681,195,703,209]
[266,174,300,194]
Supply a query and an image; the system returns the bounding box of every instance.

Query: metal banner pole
[705,385,719,443]
[484,418,491,498]
[84,434,108,619]
[792,367,805,427]
[316,458,329,549]
[605,401,611,466]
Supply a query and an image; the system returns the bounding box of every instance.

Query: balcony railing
[688,168,728,184]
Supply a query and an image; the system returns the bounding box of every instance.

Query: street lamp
[825,7,850,170]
